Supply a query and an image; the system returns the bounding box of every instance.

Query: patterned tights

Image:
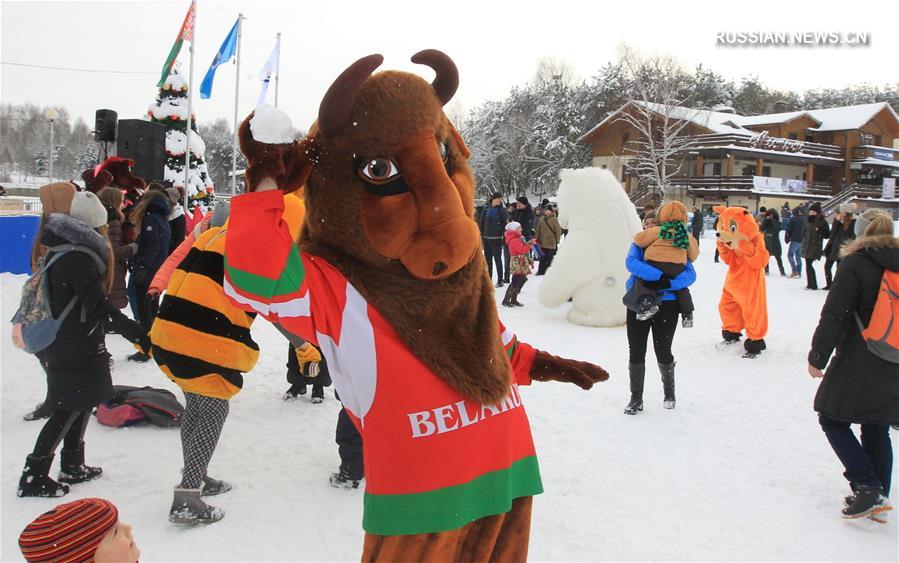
[180,392,230,489]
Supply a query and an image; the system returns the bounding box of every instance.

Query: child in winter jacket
[284,342,332,402]
[632,201,699,326]
[502,221,534,307]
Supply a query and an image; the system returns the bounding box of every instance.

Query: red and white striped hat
[19,498,118,562]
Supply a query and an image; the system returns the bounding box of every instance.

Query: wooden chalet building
[579,101,899,213]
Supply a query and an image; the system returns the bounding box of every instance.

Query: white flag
[257,35,280,107]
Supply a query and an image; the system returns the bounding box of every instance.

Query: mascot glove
[295,344,322,370]
[529,350,609,390]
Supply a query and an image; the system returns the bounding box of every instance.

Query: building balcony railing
[852,145,899,162]
[669,175,832,195]
[682,133,844,160]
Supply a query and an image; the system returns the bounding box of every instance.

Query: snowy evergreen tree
[31,150,47,177]
[199,118,246,194]
[147,69,214,206]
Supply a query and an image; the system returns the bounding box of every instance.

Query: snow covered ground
[2,233,897,561]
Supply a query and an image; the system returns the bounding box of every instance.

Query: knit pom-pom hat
[505,221,521,232]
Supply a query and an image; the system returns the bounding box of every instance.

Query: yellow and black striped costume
[149,194,305,399]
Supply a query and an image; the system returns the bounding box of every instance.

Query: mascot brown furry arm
[222,51,609,562]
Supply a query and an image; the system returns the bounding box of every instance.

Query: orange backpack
[855,270,899,363]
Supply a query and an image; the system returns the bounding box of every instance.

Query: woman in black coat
[761,208,786,276]
[823,207,857,290]
[17,194,148,498]
[127,190,171,361]
[808,209,899,519]
[801,202,830,290]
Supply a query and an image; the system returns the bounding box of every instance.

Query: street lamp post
[44,108,59,182]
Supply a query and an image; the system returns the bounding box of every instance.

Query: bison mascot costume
[223,50,610,561]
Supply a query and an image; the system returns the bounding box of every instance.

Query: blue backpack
[11,244,104,354]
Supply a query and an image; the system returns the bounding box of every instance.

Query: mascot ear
[239,111,317,194]
[713,205,726,215]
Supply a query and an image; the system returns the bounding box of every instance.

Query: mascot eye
[730,221,737,232]
[438,142,448,162]
[358,158,400,184]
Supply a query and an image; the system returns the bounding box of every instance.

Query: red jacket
[504,229,530,256]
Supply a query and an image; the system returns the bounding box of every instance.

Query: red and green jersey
[223,190,543,535]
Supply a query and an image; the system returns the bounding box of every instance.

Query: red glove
[529,350,609,390]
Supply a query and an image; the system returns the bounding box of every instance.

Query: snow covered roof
[577,100,754,142]
[730,103,898,132]
[632,101,756,135]
[580,101,899,143]
[736,111,819,127]
[804,103,899,132]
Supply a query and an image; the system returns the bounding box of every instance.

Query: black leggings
[31,409,90,457]
[626,300,679,364]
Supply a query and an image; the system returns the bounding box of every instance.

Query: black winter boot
[23,401,53,422]
[169,487,224,524]
[58,442,102,484]
[842,484,892,519]
[330,470,364,489]
[659,362,676,409]
[501,284,517,307]
[17,454,69,498]
[624,363,645,415]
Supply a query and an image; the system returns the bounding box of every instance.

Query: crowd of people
[10,177,898,559]
[12,178,353,558]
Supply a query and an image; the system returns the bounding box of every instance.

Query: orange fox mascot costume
[714,206,769,356]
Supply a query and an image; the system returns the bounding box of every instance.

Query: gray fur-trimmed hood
[44,213,110,265]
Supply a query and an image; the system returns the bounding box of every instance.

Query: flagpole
[184,0,196,212]
[231,14,243,195]
[274,32,280,108]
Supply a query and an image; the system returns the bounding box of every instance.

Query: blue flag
[199,17,239,99]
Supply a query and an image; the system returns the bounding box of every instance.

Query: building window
[741,165,755,176]
[788,133,798,140]
[805,135,814,143]
[762,166,771,177]
[861,133,874,145]
[874,135,883,146]
[622,132,630,147]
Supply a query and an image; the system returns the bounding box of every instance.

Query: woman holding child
[623,203,697,415]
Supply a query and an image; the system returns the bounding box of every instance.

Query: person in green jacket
[535,206,562,275]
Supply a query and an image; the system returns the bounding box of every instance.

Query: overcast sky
[2,0,897,131]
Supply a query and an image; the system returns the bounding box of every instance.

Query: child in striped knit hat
[19,498,139,562]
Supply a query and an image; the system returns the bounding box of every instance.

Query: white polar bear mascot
[538,167,642,327]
